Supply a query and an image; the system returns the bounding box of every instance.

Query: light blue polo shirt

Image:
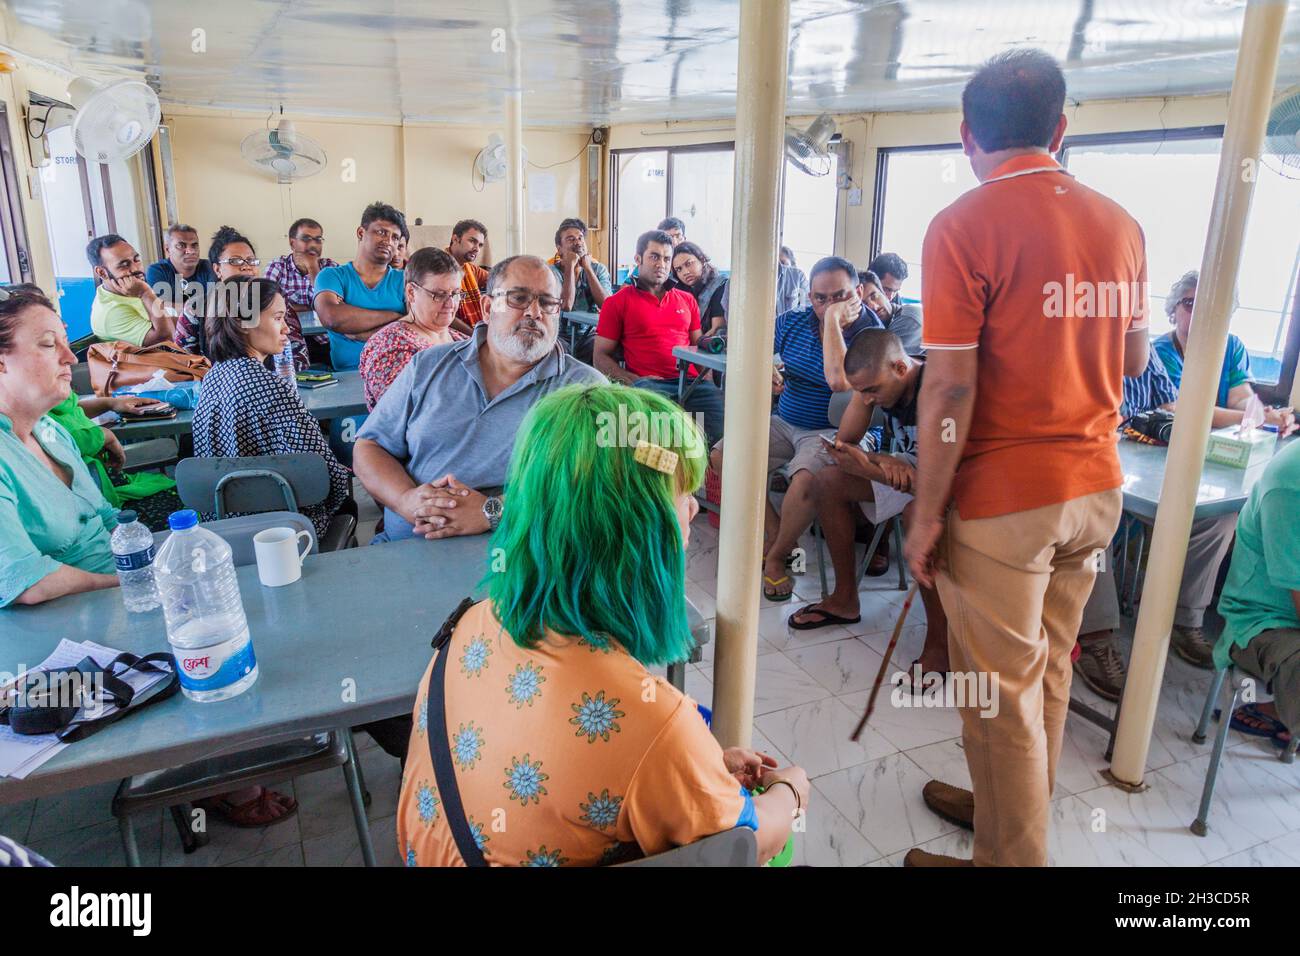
[0,413,118,607]
[313,262,406,370]
[357,323,606,542]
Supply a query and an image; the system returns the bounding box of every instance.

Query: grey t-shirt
[888,303,923,356]
[358,324,606,541]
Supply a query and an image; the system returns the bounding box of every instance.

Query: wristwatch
[482,495,503,531]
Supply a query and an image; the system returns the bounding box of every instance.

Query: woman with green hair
[398,383,809,866]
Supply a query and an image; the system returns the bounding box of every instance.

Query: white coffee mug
[253,527,312,587]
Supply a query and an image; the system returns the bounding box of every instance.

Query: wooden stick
[851,581,920,741]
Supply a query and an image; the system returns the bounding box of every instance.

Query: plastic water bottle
[111,510,160,612]
[153,510,258,702]
[273,342,296,383]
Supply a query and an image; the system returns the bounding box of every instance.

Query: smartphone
[123,402,176,419]
[819,434,838,450]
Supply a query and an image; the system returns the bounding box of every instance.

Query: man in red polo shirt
[903,49,1150,867]
[594,229,724,444]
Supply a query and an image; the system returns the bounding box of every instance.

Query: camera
[1127,408,1175,444]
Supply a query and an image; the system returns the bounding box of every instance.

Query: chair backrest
[152,511,317,567]
[619,827,758,867]
[827,390,852,428]
[175,454,330,517]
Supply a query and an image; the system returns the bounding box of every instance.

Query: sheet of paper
[528,172,557,213]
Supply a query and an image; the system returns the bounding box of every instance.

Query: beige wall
[609,94,1230,262]
[166,109,593,268]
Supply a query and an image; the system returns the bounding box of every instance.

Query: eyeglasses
[1178,297,1195,310]
[412,285,463,306]
[293,235,324,244]
[218,257,260,268]
[500,289,562,314]
[811,289,857,307]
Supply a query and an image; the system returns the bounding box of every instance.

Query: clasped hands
[399,474,490,539]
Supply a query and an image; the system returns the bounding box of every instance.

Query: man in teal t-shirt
[312,201,408,370]
[1214,439,1300,736]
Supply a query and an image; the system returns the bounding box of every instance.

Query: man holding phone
[87,234,177,347]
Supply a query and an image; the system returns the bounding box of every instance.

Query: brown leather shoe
[1171,625,1216,670]
[922,780,974,831]
[1073,634,1126,702]
[904,848,973,867]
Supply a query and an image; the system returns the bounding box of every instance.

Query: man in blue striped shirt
[710,256,882,602]
[1075,351,1237,699]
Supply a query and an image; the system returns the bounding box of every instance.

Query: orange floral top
[396,600,754,866]
[358,319,464,411]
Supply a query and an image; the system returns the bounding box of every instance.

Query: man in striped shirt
[447,219,491,333]
[710,256,882,602]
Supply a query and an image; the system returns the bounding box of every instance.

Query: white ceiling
[5,0,1300,126]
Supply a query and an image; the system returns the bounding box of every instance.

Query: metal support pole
[1109,0,1287,785]
[504,15,526,257]
[711,0,790,748]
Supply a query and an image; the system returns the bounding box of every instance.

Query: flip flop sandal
[198,790,299,829]
[1229,703,1288,740]
[763,575,794,602]
[894,658,952,694]
[789,604,861,630]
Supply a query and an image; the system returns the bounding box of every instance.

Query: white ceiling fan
[241,113,327,184]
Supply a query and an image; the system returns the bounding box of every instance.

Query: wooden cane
[850,581,920,742]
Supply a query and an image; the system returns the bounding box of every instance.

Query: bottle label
[115,545,156,573]
[175,633,257,693]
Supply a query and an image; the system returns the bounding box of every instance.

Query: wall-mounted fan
[784,113,836,177]
[25,76,161,166]
[1264,86,1300,180]
[475,133,526,183]
[241,116,327,184]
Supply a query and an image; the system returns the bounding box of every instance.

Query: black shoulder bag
[426,596,488,867]
[0,652,179,742]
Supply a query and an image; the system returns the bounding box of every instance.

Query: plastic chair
[70,361,92,395]
[121,437,179,473]
[175,453,356,552]
[1189,664,1300,836]
[665,598,712,693]
[619,826,757,867]
[112,729,374,866]
[152,511,316,567]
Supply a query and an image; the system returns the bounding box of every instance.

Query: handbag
[0,652,179,742]
[87,340,210,397]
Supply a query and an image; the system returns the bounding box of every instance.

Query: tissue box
[1205,426,1277,469]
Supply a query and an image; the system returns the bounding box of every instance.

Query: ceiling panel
[3,0,1299,126]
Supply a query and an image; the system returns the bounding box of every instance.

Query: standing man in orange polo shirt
[447,218,491,334]
[903,49,1150,867]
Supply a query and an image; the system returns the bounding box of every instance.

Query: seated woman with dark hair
[398,383,809,866]
[671,241,728,337]
[175,226,309,371]
[191,276,351,538]
[358,246,466,411]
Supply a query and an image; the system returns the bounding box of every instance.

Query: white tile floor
[8,504,1299,866]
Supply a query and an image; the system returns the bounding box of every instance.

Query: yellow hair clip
[634,440,678,476]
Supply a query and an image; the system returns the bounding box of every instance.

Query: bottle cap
[116,509,138,524]
[167,510,199,531]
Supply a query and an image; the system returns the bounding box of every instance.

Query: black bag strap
[426,596,487,867]
[57,652,180,743]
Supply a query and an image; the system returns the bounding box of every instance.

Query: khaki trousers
[937,488,1123,866]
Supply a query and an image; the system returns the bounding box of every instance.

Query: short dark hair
[844,327,906,378]
[657,217,686,236]
[452,218,487,240]
[289,218,322,239]
[86,233,129,270]
[809,256,859,286]
[636,230,674,258]
[209,225,255,264]
[554,217,587,249]
[857,269,883,290]
[485,255,557,296]
[868,253,908,282]
[166,223,198,240]
[0,284,56,354]
[962,49,1067,152]
[204,276,285,364]
[405,247,461,287]
[361,201,407,235]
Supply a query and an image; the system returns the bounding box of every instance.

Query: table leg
[677,361,688,405]
[340,728,377,867]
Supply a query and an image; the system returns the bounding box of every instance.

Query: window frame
[870,125,1297,399]
[0,103,34,283]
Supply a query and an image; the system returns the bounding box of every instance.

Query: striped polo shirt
[774,303,883,430]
